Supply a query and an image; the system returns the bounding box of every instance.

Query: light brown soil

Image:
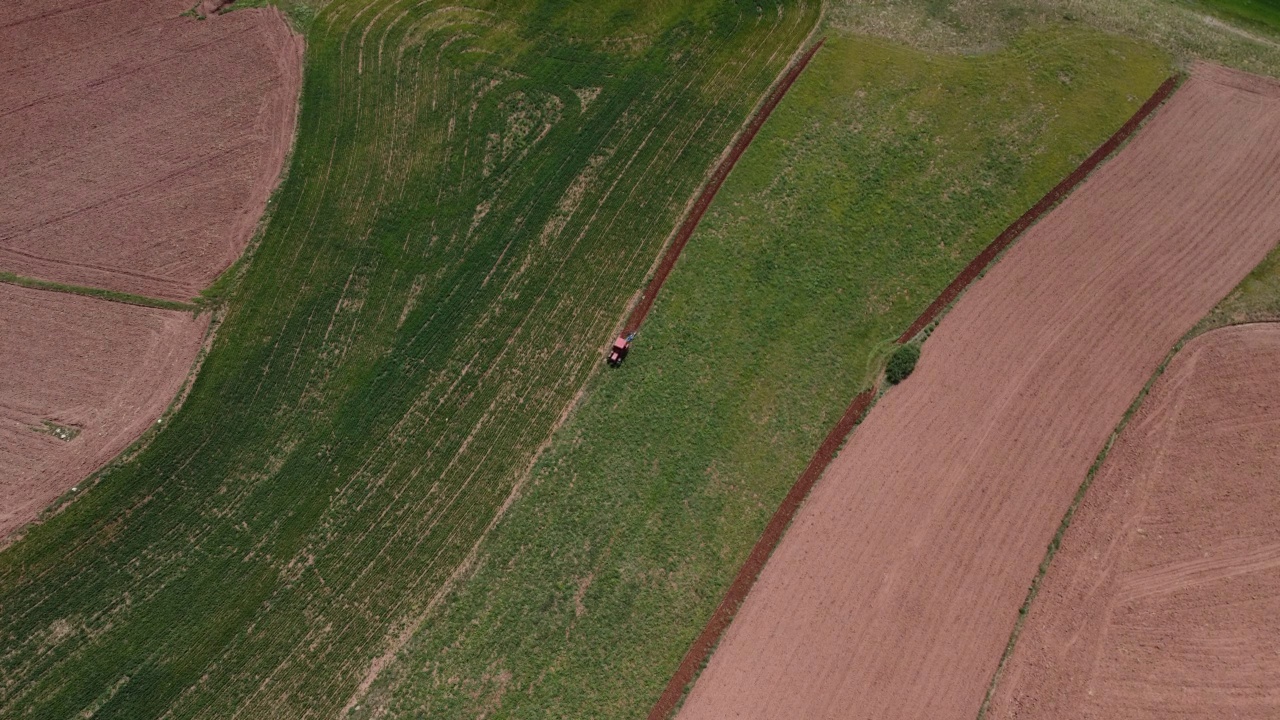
[0,284,207,539]
[676,63,1280,720]
[0,0,302,302]
[988,323,1280,720]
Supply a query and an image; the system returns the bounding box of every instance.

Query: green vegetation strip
[1189,0,1280,35]
[344,26,1171,720]
[0,2,818,717]
[0,272,197,312]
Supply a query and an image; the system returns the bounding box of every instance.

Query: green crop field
[0,2,820,717]
[345,24,1171,719]
[1191,0,1280,35]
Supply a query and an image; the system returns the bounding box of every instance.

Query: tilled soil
[988,323,1280,720]
[0,285,206,540]
[676,63,1280,720]
[0,0,302,302]
[0,285,207,539]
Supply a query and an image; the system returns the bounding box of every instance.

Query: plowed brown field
[676,63,1280,720]
[0,0,301,301]
[0,284,206,539]
[988,323,1280,720]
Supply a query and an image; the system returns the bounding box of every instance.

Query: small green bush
[886,343,922,385]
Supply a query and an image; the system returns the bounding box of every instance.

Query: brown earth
[0,284,207,540]
[0,0,302,302]
[676,62,1280,720]
[988,323,1280,720]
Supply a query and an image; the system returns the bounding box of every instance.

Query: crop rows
[0,2,819,717]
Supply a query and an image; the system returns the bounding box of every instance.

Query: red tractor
[606,334,633,367]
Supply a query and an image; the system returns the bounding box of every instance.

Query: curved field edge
[982,322,1280,718]
[979,152,1280,720]
[344,26,1172,720]
[0,2,820,718]
[649,63,1182,720]
[4,104,304,549]
[0,4,301,303]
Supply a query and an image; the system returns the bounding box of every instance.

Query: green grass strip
[976,320,1201,718]
[1187,0,1280,36]
[0,272,197,312]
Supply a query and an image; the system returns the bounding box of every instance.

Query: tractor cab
[606,334,632,367]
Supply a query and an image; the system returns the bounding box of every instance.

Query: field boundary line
[645,387,875,720]
[0,271,198,313]
[971,324,1186,720]
[647,72,1184,720]
[622,38,827,335]
[975,315,1280,719]
[896,73,1182,342]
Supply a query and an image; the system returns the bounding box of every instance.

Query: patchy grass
[32,421,82,443]
[194,256,246,310]
[829,0,1280,76]
[1196,242,1280,330]
[0,2,819,718]
[223,0,321,31]
[349,25,1171,720]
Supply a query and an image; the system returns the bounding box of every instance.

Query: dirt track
[625,39,825,335]
[0,0,301,301]
[988,323,1280,720]
[676,63,1280,720]
[0,284,206,540]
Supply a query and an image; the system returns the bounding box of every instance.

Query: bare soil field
[676,63,1280,720]
[0,0,301,302]
[988,323,1280,720]
[0,284,206,539]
